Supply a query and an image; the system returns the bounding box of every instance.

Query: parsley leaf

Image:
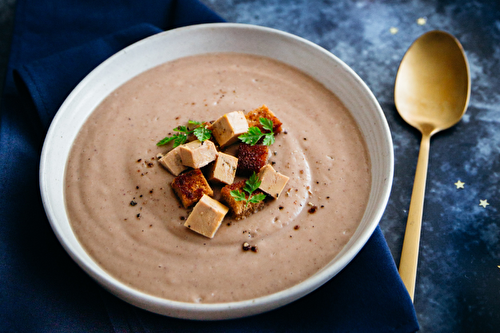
[230,172,266,208]
[193,126,212,142]
[260,117,274,132]
[238,117,276,146]
[173,134,188,147]
[157,120,212,148]
[262,133,275,146]
[260,117,275,146]
[238,127,264,146]
[229,190,246,202]
[248,193,266,204]
[156,133,188,147]
[243,172,261,195]
[174,125,189,133]
[156,136,176,146]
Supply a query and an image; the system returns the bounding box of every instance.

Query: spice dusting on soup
[64,53,371,303]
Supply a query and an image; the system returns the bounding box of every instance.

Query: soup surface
[65,53,371,303]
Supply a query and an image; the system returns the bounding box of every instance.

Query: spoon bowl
[394,30,470,301]
[395,30,470,135]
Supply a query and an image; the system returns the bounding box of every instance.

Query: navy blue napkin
[1,0,419,332]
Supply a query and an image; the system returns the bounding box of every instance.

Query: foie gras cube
[245,105,282,133]
[179,139,218,169]
[207,152,238,185]
[210,111,249,148]
[257,164,289,199]
[220,180,265,220]
[171,169,213,208]
[237,143,269,175]
[157,146,187,176]
[184,194,229,238]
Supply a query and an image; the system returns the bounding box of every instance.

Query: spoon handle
[398,132,431,302]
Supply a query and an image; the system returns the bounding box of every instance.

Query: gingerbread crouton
[245,105,282,134]
[171,169,213,208]
[237,143,269,175]
[220,180,265,220]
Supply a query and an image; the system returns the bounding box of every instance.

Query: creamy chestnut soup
[65,53,371,303]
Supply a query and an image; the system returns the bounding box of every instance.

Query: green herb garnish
[238,117,275,146]
[188,120,202,126]
[238,127,264,146]
[260,117,275,146]
[193,126,212,142]
[157,120,212,148]
[230,172,267,208]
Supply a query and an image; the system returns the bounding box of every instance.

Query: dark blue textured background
[1,0,499,332]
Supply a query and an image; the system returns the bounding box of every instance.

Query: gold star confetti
[479,199,490,208]
[454,180,465,189]
[417,17,427,25]
[389,27,399,34]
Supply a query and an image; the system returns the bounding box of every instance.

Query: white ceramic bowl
[40,23,393,320]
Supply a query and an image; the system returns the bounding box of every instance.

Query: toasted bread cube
[257,164,289,199]
[245,105,282,133]
[171,169,213,208]
[210,111,249,148]
[237,143,269,175]
[207,152,238,185]
[179,140,218,169]
[157,146,188,176]
[220,181,265,220]
[184,194,229,238]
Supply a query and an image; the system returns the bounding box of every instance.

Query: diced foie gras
[157,146,188,176]
[210,111,249,148]
[179,139,218,169]
[237,143,269,175]
[184,194,229,238]
[207,152,238,185]
[245,105,282,133]
[171,169,213,208]
[257,164,289,199]
[220,180,265,220]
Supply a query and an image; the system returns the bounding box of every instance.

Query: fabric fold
[14,23,162,131]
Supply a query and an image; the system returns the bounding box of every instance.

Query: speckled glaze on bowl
[39,23,393,320]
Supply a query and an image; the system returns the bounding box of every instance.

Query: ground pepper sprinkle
[308,206,318,214]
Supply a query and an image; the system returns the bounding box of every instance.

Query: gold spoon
[394,30,470,301]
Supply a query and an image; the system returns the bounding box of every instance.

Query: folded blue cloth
[1,0,419,331]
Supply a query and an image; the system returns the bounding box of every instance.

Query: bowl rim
[39,22,394,320]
